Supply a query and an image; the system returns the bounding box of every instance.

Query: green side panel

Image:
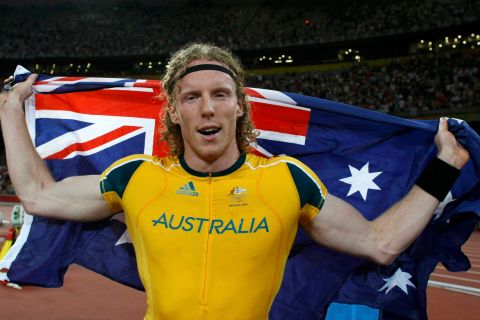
[105,159,145,198]
[286,162,324,208]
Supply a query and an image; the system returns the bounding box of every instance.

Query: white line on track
[430,273,480,285]
[464,257,480,263]
[462,252,480,258]
[428,280,480,296]
[434,266,480,275]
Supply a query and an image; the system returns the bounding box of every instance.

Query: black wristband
[415,157,460,201]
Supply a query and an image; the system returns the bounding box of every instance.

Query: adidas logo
[176,181,199,196]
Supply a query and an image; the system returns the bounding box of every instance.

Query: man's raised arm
[0,74,113,221]
[304,118,470,265]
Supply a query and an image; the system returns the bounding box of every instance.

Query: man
[0,43,469,319]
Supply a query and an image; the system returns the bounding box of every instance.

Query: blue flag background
[266,94,480,319]
[1,70,479,319]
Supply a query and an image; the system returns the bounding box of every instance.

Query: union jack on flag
[1,66,480,320]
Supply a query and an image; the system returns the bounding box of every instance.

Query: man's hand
[1,74,37,109]
[3,75,14,90]
[0,76,12,106]
[435,117,470,169]
[0,91,5,106]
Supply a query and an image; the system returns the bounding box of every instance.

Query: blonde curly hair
[161,43,257,156]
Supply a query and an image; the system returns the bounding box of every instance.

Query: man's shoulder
[245,153,322,184]
[101,154,180,177]
[244,153,310,171]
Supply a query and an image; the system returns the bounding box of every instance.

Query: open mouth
[198,127,221,136]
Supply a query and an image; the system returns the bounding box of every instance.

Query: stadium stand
[246,51,479,116]
[0,0,478,118]
[0,0,478,58]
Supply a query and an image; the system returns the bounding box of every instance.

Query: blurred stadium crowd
[246,52,479,115]
[0,0,477,58]
[0,0,478,194]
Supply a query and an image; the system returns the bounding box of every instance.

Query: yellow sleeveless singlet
[100,153,327,320]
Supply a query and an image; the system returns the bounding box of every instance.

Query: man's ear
[169,107,180,124]
[236,101,244,118]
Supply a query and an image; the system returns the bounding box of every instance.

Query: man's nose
[200,96,215,118]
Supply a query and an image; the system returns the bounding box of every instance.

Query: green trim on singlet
[101,177,114,193]
[179,154,246,177]
[286,162,325,209]
[105,159,145,198]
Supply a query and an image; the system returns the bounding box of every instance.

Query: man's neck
[183,149,241,174]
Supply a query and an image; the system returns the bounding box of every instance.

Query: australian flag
[1,66,479,319]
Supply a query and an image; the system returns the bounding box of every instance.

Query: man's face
[169,60,244,165]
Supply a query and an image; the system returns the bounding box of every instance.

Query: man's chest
[122,167,301,257]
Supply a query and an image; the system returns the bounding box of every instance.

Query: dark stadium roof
[1,0,261,5]
[1,0,325,7]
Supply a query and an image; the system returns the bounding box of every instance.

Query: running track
[0,204,478,319]
[427,230,479,319]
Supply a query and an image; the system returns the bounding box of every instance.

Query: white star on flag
[339,162,382,201]
[111,213,132,246]
[433,191,455,220]
[452,118,464,124]
[378,268,416,295]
